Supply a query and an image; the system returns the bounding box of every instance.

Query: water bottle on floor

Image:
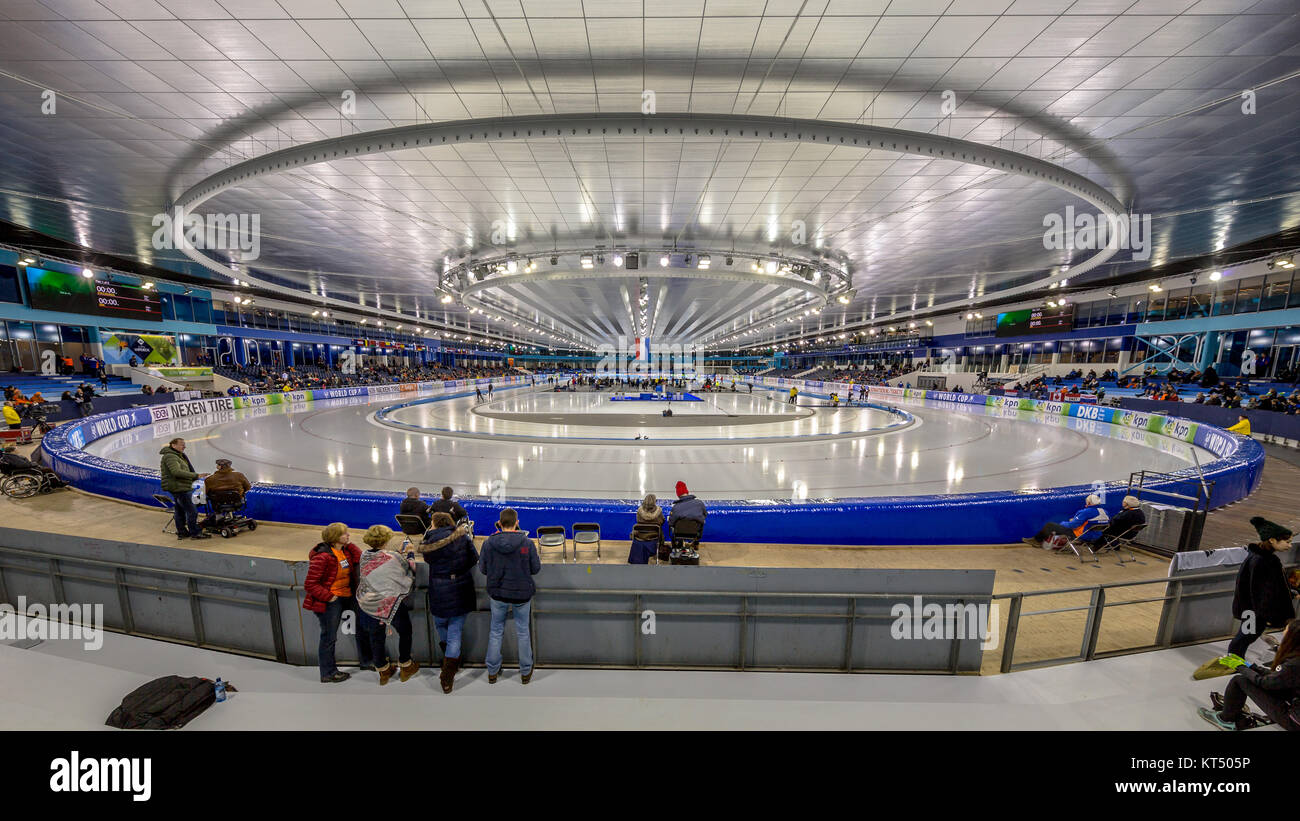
[214,678,226,703]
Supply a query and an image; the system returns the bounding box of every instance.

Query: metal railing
[993,563,1296,674]
[0,544,292,663]
[1,538,1287,677]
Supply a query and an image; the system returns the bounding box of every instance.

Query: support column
[1198,331,1219,371]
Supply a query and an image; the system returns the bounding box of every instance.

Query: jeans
[314,596,373,678]
[485,598,533,677]
[434,614,467,659]
[171,491,199,537]
[1227,623,1262,658]
[1220,674,1298,730]
[358,605,413,669]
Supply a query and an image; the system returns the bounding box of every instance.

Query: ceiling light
[506,259,517,274]
[765,260,778,274]
[360,319,367,324]
[975,313,982,319]
[697,254,710,269]
[321,311,329,318]
[20,257,35,265]
[142,281,154,289]
[1058,297,1067,306]
[660,254,669,267]
[81,268,94,279]
[1047,300,1057,308]
[837,295,850,304]
[613,253,623,267]
[312,310,320,316]
[1149,283,1162,292]
[1209,271,1222,282]
[440,294,453,304]
[966,313,973,320]
[580,254,594,269]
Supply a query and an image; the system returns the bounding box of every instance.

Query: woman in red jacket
[303,522,374,683]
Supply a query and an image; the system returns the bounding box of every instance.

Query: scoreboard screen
[995,304,1074,337]
[25,267,162,321]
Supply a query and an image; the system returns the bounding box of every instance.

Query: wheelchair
[668,519,703,565]
[0,462,61,498]
[199,488,258,538]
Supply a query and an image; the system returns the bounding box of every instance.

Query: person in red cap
[667,481,707,530]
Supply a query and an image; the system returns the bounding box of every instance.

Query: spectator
[1102,495,1146,544]
[479,507,541,684]
[141,384,153,395]
[1,445,63,487]
[60,390,73,401]
[303,523,374,683]
[637,493,664,528]
[2,401,19,430]
[158,438,209,540]
[667,481,707,529]
[422,512,478,694]
[400,487,431,530]
[1199,619,1300,731]
[430,485,468,524]
[1021,494,1109,549]
[1225,415,1251,435]
[98,371,109,391]
[355,524,419,686]
[1225,517,1296,661]
[203,458,251,498]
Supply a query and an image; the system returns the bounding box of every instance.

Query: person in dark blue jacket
[667,481,707,530]
[1022,494,1109,549]
[478,508,541,684]
[422,512,478,694]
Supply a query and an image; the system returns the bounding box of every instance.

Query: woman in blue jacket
[1022,494,1110,549]
[421,512,478,694]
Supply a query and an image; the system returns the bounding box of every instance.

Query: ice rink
[84,385,1213,501]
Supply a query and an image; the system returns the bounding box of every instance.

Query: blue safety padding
[40,385,1266,546]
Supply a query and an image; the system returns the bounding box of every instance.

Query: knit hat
[675,481,689,497]
[1250,516,1292,543]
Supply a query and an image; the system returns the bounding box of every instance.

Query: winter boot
[440,657,460,693]
[399,659,420,683]
[377,663,397,686]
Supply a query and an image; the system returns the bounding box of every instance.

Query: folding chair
[572,522,601,560]
[1094,523,1145,565]
[152,493,176,534]
[536,525,568,562]
[629,523,664,565]
[394,514,429,538]
[1060,521,1109,564]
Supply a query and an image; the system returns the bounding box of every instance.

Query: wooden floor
[5,438,1297,675]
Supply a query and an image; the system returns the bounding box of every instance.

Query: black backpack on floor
[105,675,219,730]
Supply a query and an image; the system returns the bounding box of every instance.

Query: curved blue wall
[42,382,1265,547]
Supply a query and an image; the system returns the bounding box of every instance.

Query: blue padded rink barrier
[42,374,1264,546]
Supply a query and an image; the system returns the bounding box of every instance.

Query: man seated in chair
[400,487,432,530]
[1021,494,1109,550]
[667,481,706,532]
[1100,495,1145,547]
[1,445,63,487]
[203,459,251,503]
[430,485,469,524]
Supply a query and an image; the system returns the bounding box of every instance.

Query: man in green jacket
[159,438,210,540]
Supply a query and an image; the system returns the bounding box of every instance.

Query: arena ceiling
[1,0,1299,350]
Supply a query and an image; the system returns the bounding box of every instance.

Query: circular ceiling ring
[174,112,1125,331]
